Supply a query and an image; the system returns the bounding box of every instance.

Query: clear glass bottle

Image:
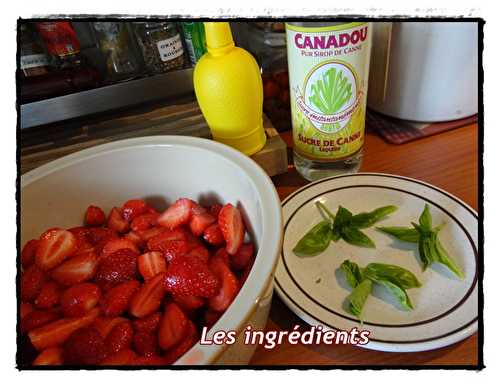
[286,22,372,181]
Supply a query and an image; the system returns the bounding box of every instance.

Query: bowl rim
[21,135,284,365]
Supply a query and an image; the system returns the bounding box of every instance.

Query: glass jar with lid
[133,22,186,75]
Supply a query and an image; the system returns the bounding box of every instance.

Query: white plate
[274,173,478,352]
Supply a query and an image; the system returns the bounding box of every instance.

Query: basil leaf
[375,279,414,310]
[418,204,433,231]
[377,226,420,243]
[340,260,364,288]
[364,263,421,289]
[347,279,373,318]
[333,206,353,231]
[315,201,336,223]
[350,205,398,229]
[434,237,465,280]
[293,220,333,256]
[341,226,375,248]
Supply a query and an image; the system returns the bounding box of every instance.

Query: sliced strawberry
[164,254,220,298]
[186,245,210,264]
[189,205,216,236]
[100,238,139,260]
[172,294,205,311]
[130,354,166,365]
[163,320,198,364]
[35,228,77,271]
[28,307,100,351]
[231,243,255,271]
[21,265,46,301]
[34,281,61,309]
[129,273,167,318]
[133,331,158,357]
[33,347,63,365]
[204,309,222,330]
[131,212,159,232]
[218,204,245,255]
[105,320,134,355]
[123,230,145,249]
[208,203,223,218]
[122,199,148,222]
[203,224,225,246]
[85,205,106,226]
[208,256,239,312]
[162,240,191,263]
[92,316,128,339]
[20,302,34,320]
[158,302,188,351]
[137,226,168,242]
[100,348,137,365]
[146,228,187,251]
[101,280,140,317]
[62,326,107,365]
[107,207,130,233]
[21,309,61,334]
[51,251,98,286]
[138,251,167,280]
[86,227,117,246]
[212,247,230,266]
[157,198,194,230]
[61,283,101,318]
[21,239,39,268]
[95,248,138,290]
[239,255,255,286]
[132,312,161,335]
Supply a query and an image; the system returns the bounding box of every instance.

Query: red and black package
[35,21,80,58]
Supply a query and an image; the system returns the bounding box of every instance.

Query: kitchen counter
[250,122,480,366]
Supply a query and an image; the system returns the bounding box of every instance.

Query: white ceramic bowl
[21,135,283,365]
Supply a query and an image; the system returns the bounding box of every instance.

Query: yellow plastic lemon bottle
[194,22,266,155]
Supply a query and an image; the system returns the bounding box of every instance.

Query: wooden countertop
[250,123,479,366]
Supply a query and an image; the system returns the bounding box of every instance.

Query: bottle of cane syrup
[285,22,372,181]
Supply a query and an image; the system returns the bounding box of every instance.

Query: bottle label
[286,22,371,161]
[20,54,49,69]
[156,35,184,62]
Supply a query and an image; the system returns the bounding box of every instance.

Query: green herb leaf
[340,260,364,288]
[293,221,333,256]
[340,226,375,248]
[376,226,420,243]
[332,206,353,243]
[315,201,336,223]
[434,237,465,280]
[347,278,373,318]
[418,204,433,231]
[364,263,421,289]
[375,279,414,310]
[350,205,398,229]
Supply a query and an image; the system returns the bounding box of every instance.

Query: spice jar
[133,22,186,74]
[93,22,140,82]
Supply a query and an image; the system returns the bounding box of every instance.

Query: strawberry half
[101,280,140,317]
[189,205,216,236]
[85,205,106,226]
[138,251,167,280]
[33,347,64,365]
[186,245,210,264]
[100,238,139,260]
[100,348,137,365]
[132,331,158,357]
[105,320,134,355]
[21,239,39,268]
[34,281,61,309]
[20,302,34,320]
[35,228,77,271]
[172,294,205,311]
[93,316,128,339]
[208,256,239,312]
[131,212,159,232]
[21,309,61,334]
[203,224,225,246]
[21,265,46,301]
[157,198,194,230]
[107,207,130,233]
[147,228,187,251]
[51,251,99,286]
[163,320,198,364]
[122,199,148,222]
[230,243,255,271]
[218,204,245,255]
[132,312,161,334]
[208,203,223,218]
[62,326,107,365]
[61,283,101,318]
[158,302,188,351]
[164,254,220,298]
[95,248,138,290]
[129,273,167,318]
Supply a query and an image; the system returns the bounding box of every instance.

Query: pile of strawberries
[19,198,255,366]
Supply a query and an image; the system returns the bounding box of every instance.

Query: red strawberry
[95,249,138,290]
[122,199,148,222]
[21,239,39,268]
[231,243,255,271]
[157,198,194,230]
[212,247,230,266]
[123,231,145,249]
[164,255,220,298]
[51,251,98,286]
[137,227,168,242]
[35,228,77,271]
[101,280,140,317]
[133,331,158,357]
[86,227,117,245]
[203,224,225,246]
[93,316,128,339]
[131,212,159,232]
[100,238,139,260]
[189,205,216,236]
[186,245,210,264]
[130,354,166,365]
[208,203,223,218]
[158,302,188,351]
[21,265,46,301]
[28,307,100,351]
[172,294,205,311]
[163,320,198,364]
[85,205,106,226]
[146,228,187,251]
[105,320,134,355]
[62,327,107,365]
[34,281,61,309]
[61,283,101,318]
[33,347,63,365]
[100,348,137,365]
[208,256,239,312]
[20,302,34,320]
[132,312,161,334]
[107,207,129,233]
[138,252,167,280]
[129,273,167,318]
[239,255,255,286]
[204,309,222,330]
[218,204,245,255]
[21,309,60,334]
[162,241,191,263]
